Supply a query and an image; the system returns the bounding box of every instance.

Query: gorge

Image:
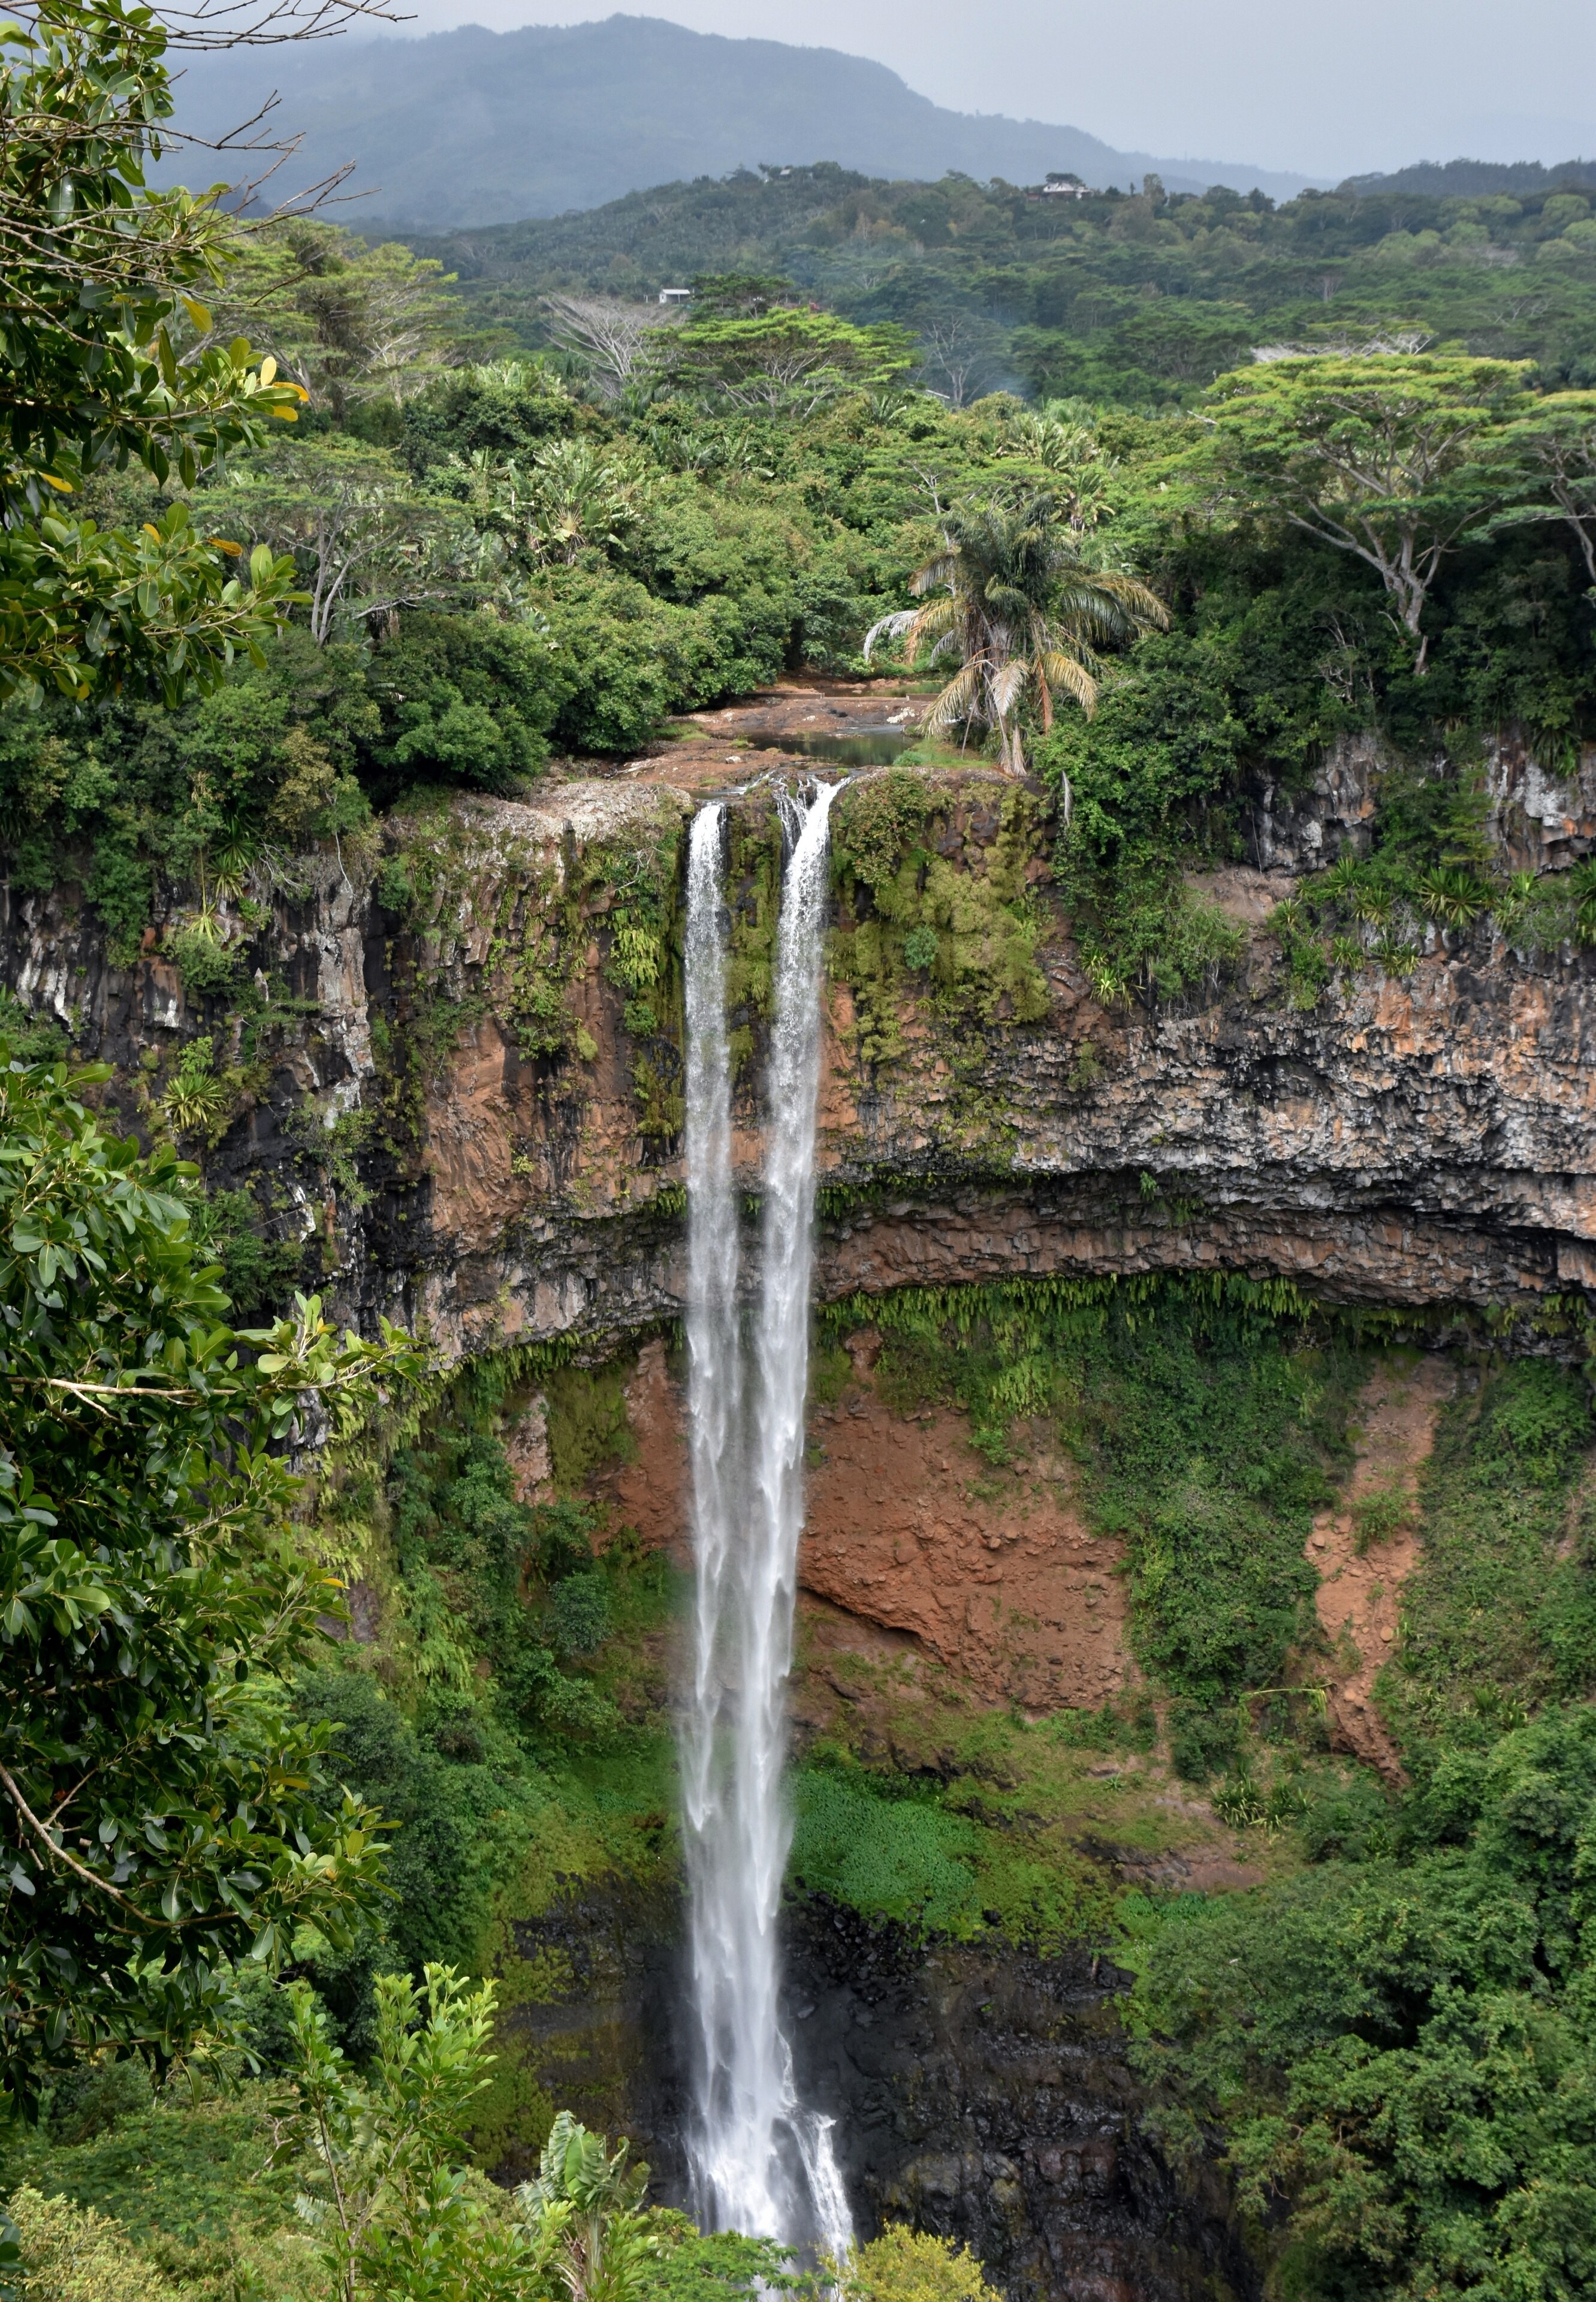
[6,704,1596,2296]
[5,22,1596,2289]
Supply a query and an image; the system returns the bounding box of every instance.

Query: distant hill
[1340,156,1596,197]
[160,14,1319,229]
[408,164,884,297]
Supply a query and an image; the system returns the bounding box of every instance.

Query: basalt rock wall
[5,728,1596,1355]
[500,1880,1256,2302]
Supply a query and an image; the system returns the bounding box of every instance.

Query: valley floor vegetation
[8,1171,1596,2300]
[4,5,1596,2300]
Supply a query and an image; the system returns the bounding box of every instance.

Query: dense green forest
[5,5,1596,2300]
[9,171,1596,985]
[408,160,1596,405]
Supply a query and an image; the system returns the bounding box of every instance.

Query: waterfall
[681,797,744,2028]
[680,782,852,2259]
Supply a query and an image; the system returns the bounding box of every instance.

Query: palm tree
[864,490,1168,809]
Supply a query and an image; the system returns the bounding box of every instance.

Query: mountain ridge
[161,13,1320,228]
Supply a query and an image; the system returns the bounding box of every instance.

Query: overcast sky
[373,0,1596,182]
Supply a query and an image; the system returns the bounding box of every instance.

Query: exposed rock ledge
[2,728,1595,1364]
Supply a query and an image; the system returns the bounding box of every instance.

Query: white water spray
[679,783,852,2257]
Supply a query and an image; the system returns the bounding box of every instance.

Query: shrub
[548,1569,611,1657]
[644,2230,797,2302]
[162,925,241,1002]
[8,2186,178,2302]
[534,571,681,755]
[185,1185,303,1323]
[364,611,563,797]
[290,1667,532,1979]
[400,361,574,470]
[842,2226,1001,2302]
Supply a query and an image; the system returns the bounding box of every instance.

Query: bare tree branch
[916,314,1004,409]
[142,0,409,50]
[539,295,680,398]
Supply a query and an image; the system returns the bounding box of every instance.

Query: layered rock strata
[5,727,1594,1359]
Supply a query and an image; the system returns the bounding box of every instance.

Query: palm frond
[1051,622,1108,674]
[925,661,985,732]
[1039,649,1099,715]
[910,595,960,640]
[909,552,957,597]
[989,659,1028,719]
[1053,570,1169,636]
[861,607,921,663]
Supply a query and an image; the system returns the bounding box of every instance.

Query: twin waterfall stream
[678,785,854,2257]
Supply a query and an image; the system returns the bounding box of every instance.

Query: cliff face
[10,730,1587,2298]
[8,727,1596,1360]
[502,1879,1256,2302]
[7,726,1594,1710]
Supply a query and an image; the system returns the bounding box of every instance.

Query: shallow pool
[741,726,919,767]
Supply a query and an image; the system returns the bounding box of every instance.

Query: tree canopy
[0,0,307,703]
[0,1048,422,2106]
[1207,354,1532,670]
[650,305,917,413]
[1133,1706,1596,2301]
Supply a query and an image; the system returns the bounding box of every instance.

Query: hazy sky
[375,0,1596,182]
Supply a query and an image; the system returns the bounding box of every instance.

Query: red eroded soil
[505,1336,1129,1715]
[593,1338,692,1554]
[503,1339,693,1549]
[800,1341,1129,1711]
[1308,1354,1455,1779]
